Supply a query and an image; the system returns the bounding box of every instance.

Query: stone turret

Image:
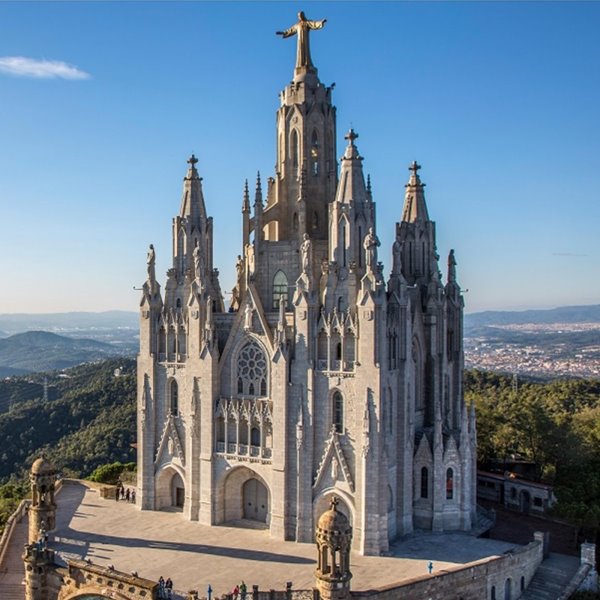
[29,457,57,545]
[315,496,353,600]
[23,543,55,600]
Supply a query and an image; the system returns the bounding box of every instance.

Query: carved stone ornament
[142,310,150,319]
[364,309,373,321]
[301,309,307,321]
[192,309,199,320]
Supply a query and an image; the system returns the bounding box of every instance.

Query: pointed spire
[334,129,367,205]
[254,171,263,208]
[366,173,372,201]
[401,160,429,223]
[242,179,250,213]
[180,154,207,221]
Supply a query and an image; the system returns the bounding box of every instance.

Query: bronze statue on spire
[277,11,326,72]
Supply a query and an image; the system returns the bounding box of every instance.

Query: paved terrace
[51,481,518,597]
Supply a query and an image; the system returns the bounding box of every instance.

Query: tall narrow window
[170,380,179,416]
[342,222,347,266]
[446,468,454,500]
[421,466,429,499]
[333,391,344,433]
[272,270,288,310]
[311,130,319,175]
[291,129,299,168]
[358,226,363,267]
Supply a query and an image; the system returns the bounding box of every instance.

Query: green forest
[0,358,136,528]
[1,359,599,536]
[467,370,600,524]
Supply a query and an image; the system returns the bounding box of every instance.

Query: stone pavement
[0,506,28,600]
[51,481,518,597]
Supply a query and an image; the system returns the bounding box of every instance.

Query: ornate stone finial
[366,174,372,196]
[345,129,358,145]
[242,179,250,212]
[255,171,263,206]
[409,160,421,176]
[187,154,199,167]
[276,11,327,74]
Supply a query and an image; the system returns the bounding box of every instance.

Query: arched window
[491,586,496,600]
[333,391,344,433]
[272,270,288,310]
[520,577,525,592]
[291,129,299,168]
[170,380,178,416]
[251,426,260,447]
[237,340,268,397]
[446,468,454,500]
[293,212,299,231]
[421,466,429,499]
[176,298,182,308]
[312,210,319,231]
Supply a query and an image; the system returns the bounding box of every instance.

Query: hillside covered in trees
[466,370,600,523]
[0,358,136,484]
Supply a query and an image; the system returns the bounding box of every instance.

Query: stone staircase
[521,553,580,600]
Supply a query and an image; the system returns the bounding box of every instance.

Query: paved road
[50,481,519,597]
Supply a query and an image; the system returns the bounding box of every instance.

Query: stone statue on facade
[300,233,312,275]
[363,227,380,271]
[277,11,326,71]
[146,244,156,287]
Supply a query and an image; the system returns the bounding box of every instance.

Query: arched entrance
[243,478,268,522]
[219,466,271,526]
[155,466,185,511]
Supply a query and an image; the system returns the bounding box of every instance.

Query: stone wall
[57,559,158,600]
[349,536,543,600]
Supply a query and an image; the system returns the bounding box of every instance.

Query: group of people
[231,581,247,600]
[115,482,136,503]
[158,576,174,598]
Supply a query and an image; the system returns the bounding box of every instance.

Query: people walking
[165,577,173,599]
[240,581,247,600]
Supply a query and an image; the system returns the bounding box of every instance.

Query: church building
[137,11,477,555]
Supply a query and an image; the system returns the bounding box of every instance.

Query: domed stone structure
[29,456,57,544]
[315,496,352,600]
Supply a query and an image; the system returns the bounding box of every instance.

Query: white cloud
[0,56,90,80]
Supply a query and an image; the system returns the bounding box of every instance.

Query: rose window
[237,340,268,397]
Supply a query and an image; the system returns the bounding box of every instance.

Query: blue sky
[0,1,599,314]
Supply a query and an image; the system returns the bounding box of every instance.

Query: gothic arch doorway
[243,478,268,522]
[218,466,271,527]
[155,466,185,511]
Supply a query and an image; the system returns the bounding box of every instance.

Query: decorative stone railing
[215,443,272,462]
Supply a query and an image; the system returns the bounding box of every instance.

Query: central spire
[276,11,327,81]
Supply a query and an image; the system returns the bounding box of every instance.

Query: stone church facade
[137,12,477,555]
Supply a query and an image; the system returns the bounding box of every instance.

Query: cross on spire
[187,154,198,167]
[409,160,421,176]
[345,128,359,144]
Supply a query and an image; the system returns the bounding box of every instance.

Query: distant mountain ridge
[465,304,600,330]
[0,311,137,335]
[0,330,130,375]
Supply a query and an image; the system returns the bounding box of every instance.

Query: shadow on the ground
[52,481,313,566]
